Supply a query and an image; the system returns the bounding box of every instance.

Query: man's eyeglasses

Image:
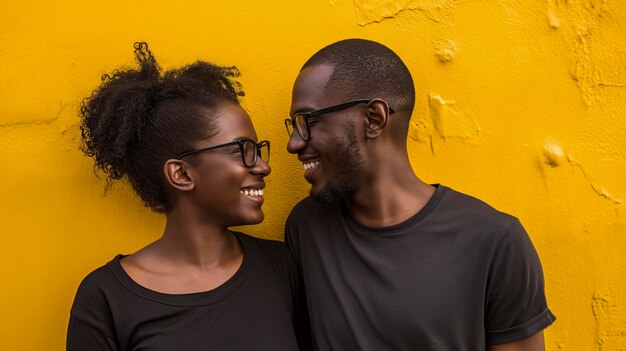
[284,99,395,141]
[177,139,270,167]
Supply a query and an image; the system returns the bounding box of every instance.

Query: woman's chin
[233,211,264,227]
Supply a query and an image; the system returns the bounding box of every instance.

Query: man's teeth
[240,188,264,197]
[303,161,320,171]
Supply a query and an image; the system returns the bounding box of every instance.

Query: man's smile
[302,160,320,172]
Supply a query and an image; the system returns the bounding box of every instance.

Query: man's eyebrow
[290,106,316,117]
[231,136,254,141]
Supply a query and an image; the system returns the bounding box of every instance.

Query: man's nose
[286,131,306,154]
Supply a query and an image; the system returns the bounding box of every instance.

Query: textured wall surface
[1,0,624,349]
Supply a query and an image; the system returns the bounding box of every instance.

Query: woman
[67,43,309,350]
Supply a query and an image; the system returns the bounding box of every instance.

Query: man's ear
[164,159,195,191]
[365,99,390,139]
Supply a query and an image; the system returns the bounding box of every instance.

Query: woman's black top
[67,231,310,351]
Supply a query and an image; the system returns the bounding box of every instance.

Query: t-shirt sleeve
[289,251,313,351]
[284,213,300,266]
[67,316,118,351]
[284,212,313,350]
[485,219,556,344]
[67,269,120,351]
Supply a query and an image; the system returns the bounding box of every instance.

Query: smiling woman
[66,42,310,351]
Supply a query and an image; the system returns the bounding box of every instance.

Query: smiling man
[284,39,555,351]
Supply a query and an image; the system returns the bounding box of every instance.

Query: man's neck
[345,165,435,227]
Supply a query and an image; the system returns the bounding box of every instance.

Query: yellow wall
[1,0,624,349]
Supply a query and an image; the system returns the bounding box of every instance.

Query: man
[284,39,555,351]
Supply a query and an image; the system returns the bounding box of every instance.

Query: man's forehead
[296,64,334,89]
[291,64,334,111]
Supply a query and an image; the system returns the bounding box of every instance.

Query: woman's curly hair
[80,42,245,212]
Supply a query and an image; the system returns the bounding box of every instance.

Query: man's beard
[311,123,363,203]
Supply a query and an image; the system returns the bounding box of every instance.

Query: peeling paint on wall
[567,155,623,204]
[353,0,408,24]
[543,140,565,167]
[2,0,625,349]
[408,94,480,154]
[0,103,67,130]
[547,0,625,107]
[592,289,626,350]
[429,94,480,139]
[435,39,457,63]
[353,0,450,25]
[536,139,623,212]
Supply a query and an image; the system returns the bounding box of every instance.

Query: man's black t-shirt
[286,185,555,351]
[67,231,308,351]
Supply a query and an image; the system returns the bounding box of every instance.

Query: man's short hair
[302,39,415,124]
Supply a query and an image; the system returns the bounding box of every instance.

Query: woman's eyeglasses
[177,139,270,167]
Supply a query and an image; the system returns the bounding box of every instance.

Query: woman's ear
[365,98,390,139]
[164,159,195,191]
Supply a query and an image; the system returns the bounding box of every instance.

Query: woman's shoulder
[74,256,123,293]
[234,232,289,255]
[233,232,296,273]
[70,256,124,320]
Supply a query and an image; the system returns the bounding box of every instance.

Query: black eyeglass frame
[284,99,396,141]
[176,139,270,167]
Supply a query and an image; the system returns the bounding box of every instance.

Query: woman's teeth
[240,188,263,197]
[303,161,319,170]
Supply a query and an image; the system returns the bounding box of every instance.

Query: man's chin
[311,191,334,203]
[310,185,349,204]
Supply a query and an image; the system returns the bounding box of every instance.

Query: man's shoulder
[438,185,519,230]
[285,197,343,246]
[288,196,340,220]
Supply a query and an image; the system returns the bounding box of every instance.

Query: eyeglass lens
[285,115,309,141]
[285,120,295,137]
[294,115,309,140]
[242,140,269,167]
